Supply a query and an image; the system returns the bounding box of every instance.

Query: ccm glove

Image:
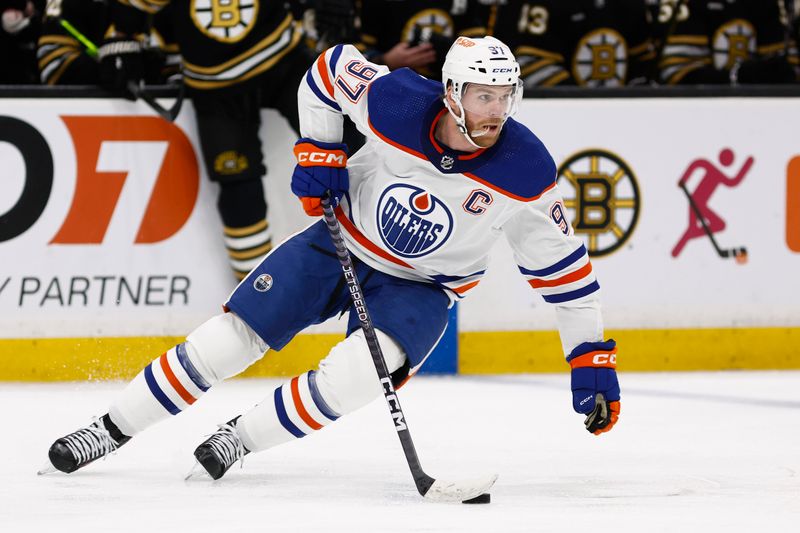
[98,36,143,98]
[291,138,349,216]
[566,339,620,435]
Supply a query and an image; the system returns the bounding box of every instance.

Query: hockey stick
[56,17,183,122]
[679,183,747,262]
[127,81,185,122]
[320,194,498,502]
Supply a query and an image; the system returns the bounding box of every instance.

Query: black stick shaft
[679,182,730,257]
[320,195,435,496]
[127,81,184,122]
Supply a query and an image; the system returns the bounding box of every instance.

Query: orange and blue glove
[291,138,349,216]
[566,339,620,435]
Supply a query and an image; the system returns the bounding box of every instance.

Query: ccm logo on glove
[294,143,347,167]
[568,350,617,369]
[291,138,350,216]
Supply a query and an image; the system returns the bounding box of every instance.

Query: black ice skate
[42,414,131,474]
[191,417,250,480]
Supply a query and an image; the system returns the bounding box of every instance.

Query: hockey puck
[462,493,491,504]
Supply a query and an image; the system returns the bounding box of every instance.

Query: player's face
[459,83,516,147]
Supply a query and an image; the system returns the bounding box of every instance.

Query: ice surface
[3,371,799,532]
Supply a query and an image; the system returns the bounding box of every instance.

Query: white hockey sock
[237,370,339,452]
[109,343,212,437]
[237,329,406,452]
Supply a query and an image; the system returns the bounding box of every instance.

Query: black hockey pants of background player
[192,44,313,281]
[193,45,366,281]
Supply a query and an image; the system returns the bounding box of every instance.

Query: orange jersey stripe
[464,171,556,202]
[316,53,335,98]
[458,147,487,160]
[428,109,446,154]
[371,115,554,202]
[452,280,480,294]
[159,352,197,405]
[334,205,414,269]
[290,376,323,430]
[368,117,428,160]
[426,108,486,160]
[528,261,593,289]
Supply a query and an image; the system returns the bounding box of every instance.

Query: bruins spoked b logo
[572,28,629,87]
[556,149,640,257]
[712,19,756,70]
[192,0,258,43]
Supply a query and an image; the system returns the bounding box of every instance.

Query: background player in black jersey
[489,0,656,87]
[777,0,799,79]
[37,0,178,86]
[102,0,316,281]
[653,0,797,84]
[297,0,359,52]
[356,0,490,80]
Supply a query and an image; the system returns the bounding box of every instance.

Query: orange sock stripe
[159,352,197,405]
[290,376,323,430]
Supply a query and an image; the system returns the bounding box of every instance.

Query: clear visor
[458,80,522,121]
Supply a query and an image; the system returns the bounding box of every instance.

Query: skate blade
[37,462,58,475]
[184,461,210,481]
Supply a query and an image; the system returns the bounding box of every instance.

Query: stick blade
[423,473,498,502]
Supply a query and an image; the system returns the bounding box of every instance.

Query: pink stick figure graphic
[672,148,753,259]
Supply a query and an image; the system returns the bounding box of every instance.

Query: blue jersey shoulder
[367,68,442,151]
[472,120,556,200]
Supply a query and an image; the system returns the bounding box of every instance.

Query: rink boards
[1,94,799,379]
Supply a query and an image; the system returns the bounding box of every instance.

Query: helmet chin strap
[444,96,485,150]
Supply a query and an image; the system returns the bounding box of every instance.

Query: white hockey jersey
[298,45,605,355]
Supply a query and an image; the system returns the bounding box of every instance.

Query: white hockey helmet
[441,36,522,145]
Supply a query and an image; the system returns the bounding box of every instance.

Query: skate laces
[61,417,120,465]
[204,422,246,470]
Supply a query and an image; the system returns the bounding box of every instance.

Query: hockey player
[357,0,490,80]
[489,0,655,87]
[778,0,799,79]
[655,0,796,84]
[37,0,178,86]
[101,0,316,280]
[44,36,621,482]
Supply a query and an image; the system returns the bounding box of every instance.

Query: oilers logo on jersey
[377,184,454,258]
[253,273,273,292]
